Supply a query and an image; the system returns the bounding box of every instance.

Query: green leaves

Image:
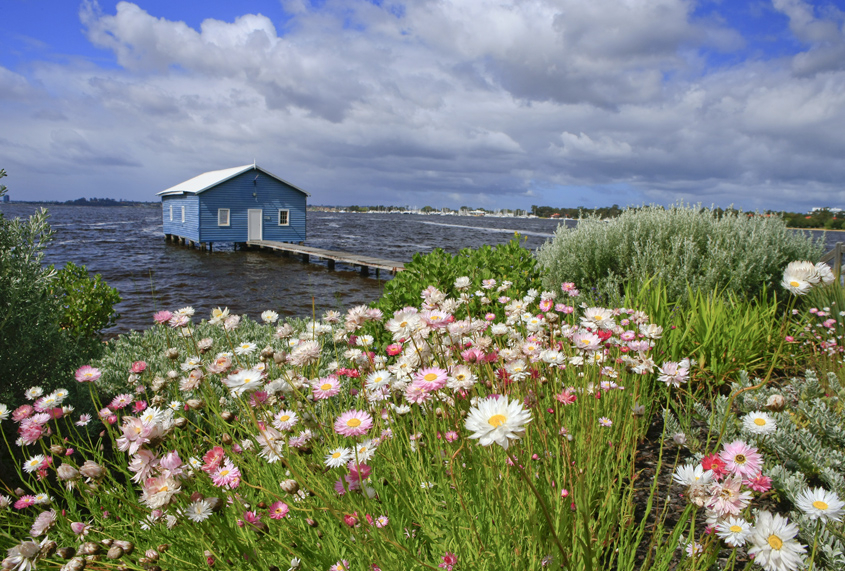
[54,261,121,337]
[374,237,543,318]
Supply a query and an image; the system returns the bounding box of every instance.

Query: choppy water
[2,203,841,336]
[0,204,574,335]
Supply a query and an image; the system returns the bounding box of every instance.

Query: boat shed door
[248,209,263,241]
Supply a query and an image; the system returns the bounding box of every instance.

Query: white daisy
[672,464,713,488]
[261,310,280,324]
[324,447,353,468]
[223,368,264,396]
[742,411,777,435]
[24,386,43,401]
[23,455,45,473]
[795,487,844,523]
[465,395,532,450]
[234,342,257,356]
[715,516,751,547]
[185,499,213,523]
[0,404,9,421]
[366,370,392,390]
[352,439,378,463]
[747,511,806,571]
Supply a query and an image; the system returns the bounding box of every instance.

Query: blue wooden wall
[161,195,200,241]
[198,170,307,243]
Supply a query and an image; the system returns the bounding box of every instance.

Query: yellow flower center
[768,535,783,550]
[813,500,829,510]
[399,321,408,328]
[734,454,746,464]
[581,339,591,345]
[729,525,742,533]
[424,373,438,382]
[320,383,333,391]
[790,280,800,288]
[488,414,507,427]
[346,418,362,427]
[332,452,341,459]
[279,415,290,422]
[754,418,766,426]
[158,485,169,492]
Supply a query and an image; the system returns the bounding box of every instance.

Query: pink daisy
[211,460,241,489]
[312,377,341,400]
[153,310,173,324]
[110,394,133,410]
[14,495,36,510]
[268,501,289,519]
[375,515,389,528]
[75,365,101,383]
[719,440,762,479]
[335,410,373,437]
[329,560,350,571]
[414,367,448,391]
[405,382,433,404]
[744,473,773,492]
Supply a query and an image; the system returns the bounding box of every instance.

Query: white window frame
[181,206,185,223]
[218,208,230,226]
[169,205,173,221]
[278,209,290,226]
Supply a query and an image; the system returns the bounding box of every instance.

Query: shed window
[218,208,230,226]
[169,205,173,221]
[278,209,290,226]
[181,206,185,223]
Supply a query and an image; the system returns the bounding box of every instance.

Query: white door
[248,209,263,241]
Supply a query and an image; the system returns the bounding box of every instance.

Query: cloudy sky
[2,0,845,211]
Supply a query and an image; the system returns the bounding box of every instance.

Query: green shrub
[374,237,543,317]
[54,260,121,337]
[0,170,119,404]
[536,204,823,304]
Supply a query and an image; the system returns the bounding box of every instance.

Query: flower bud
[306,518,318,527]
[151,377,167,392]
[273,352,286,364]
[57,547,76,559]
[113,541,134,555]
[151,395,166,407]
[279,479,299,494]
[61,557,86,571]
[100,539,113,547]
[197,338,214,353]
[145,549,159,561]
[220,411,234,422]
[186,399,204,410]
[221,434,232,445]
[765,394,786,412]
[42,540,59,558]
[165,348,179,360]
[173,417,188,429]
[78,542,100,556]
[50,444,67,456]
[106,546,124,560]
[57,464,80,481]
[157,544,170,553]
[261,346,275,359]
[205,497,223,512]
[79,461,105,481]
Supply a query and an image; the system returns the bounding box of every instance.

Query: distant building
[810,207,842,214]
[2,195,9,203]
[158,164,310,245]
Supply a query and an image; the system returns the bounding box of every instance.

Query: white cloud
[1,0,844,211]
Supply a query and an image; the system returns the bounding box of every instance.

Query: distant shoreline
[787,227,845,232]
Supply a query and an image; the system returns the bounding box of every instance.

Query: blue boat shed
[158,164,309,249]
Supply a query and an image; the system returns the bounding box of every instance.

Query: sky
[2,0,845,211]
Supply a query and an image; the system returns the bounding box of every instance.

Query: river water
[0,204,576,335]
[1,203,840,336]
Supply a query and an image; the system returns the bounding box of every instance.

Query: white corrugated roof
[157,164,310,197]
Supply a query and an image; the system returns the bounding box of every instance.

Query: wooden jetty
[820,241,845,281]
[246,240,404,277]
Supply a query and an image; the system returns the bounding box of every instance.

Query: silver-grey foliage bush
[536,204,824,302]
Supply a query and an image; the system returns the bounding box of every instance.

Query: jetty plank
[247,240,405,273]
